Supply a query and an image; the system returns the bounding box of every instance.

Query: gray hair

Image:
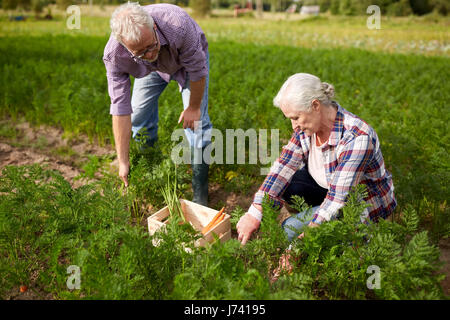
[110,2,154,45]
[273,73,335,112]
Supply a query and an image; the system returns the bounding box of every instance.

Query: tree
[255,0,263,17]
[2,0,18,10]
[31,0,45,18]
[339,0,356,15]
[56,0,74,10]
[190,0,211,17]
[409,0,433,15]
[329,0,339,14]
[429,0,449,15]
[2,0,33,10]
[387,0,412,16]
[317,0,331,12]
[269,0,277,12]
[17,0,31,9]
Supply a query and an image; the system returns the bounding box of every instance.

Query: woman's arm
[237,129,308,245]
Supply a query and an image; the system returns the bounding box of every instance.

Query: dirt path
[0,120,116,188]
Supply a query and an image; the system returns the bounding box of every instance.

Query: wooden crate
[147,199,231,248]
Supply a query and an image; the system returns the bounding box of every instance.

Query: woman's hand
[297,221,320,239]
[237,213,260,245]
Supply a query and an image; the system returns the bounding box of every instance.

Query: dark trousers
[281,166,328,207]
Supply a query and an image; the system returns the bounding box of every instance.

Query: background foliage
[1,0,449,16]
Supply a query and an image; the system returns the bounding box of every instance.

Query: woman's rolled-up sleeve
[312,134,374,224]
[253,129,306,209]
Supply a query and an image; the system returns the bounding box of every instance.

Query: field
[0,5,449,300]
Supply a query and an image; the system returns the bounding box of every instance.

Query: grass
[1,35,448,221]
[1,6,449,56]
[0,168,445,299]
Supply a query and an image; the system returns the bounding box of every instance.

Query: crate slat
[147,199,231,248]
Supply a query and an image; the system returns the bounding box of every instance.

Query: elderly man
[237,73,397,245]
[103,2,211,205]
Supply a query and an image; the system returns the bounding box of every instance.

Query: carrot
[201,207,224,234]
[210,213,225,229]
[201,207,225,235]
[202,214,224,235]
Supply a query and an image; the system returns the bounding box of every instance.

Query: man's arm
[176,16,208,130]
[112,115,132,187]
[103,57,134,187]
[189,76,206,109]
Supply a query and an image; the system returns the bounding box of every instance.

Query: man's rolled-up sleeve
[178,21,208,82]
[104,59,133,116]
[312,134,374,224]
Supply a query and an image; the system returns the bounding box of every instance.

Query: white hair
[110,2,154,45]
[273,73,335,112]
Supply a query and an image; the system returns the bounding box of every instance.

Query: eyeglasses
[132,28,159,60]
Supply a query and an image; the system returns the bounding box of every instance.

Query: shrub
[285,187,446,299]
[0,166,446,299]
[190,0,211,17]
[387,0,413,16]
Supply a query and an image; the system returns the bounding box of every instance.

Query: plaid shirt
[253,102,396,224]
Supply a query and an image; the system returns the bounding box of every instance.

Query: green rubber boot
[191,146,209,206]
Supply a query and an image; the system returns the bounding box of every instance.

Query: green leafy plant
[0,166,446,299]
[284,185,446,299]
[160,166,186,224]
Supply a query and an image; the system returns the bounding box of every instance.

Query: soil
[438,237,450,297]
[0,120,116,188]
[1,121,448,299]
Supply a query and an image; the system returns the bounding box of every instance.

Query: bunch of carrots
[201,207,225,235]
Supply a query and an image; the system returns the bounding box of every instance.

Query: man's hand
[179,77,205,130]
[297,221,320,239]
[119,161,130,187]
[178,106,201,130]
[237,213,261,245]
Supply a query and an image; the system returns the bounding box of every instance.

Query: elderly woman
[237,73,396,245]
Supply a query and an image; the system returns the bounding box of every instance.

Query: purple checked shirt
[103,4,209,116]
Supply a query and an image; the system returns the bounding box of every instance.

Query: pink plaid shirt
[253,102,397,224]
[103,4,208,116]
